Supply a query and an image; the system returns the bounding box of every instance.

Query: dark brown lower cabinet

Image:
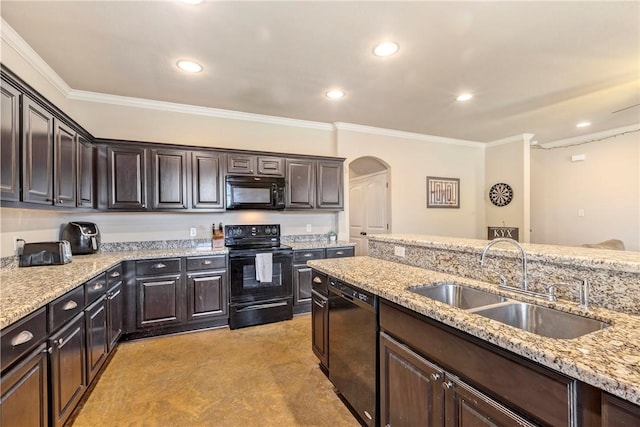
[294,264,313,308]
[85,296,108,383]
[49,313,86,427]
[0,343,48,427]
[602,392,640,426]
[136,274,184,329]
[107,281,123,352]
[380,332,444,427]
[186,269,227,321]
[311,289,328,369]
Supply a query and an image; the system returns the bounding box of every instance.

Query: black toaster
[19,241,72,267]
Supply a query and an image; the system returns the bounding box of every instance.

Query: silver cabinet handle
[442,381,453,390]
[92,282,104,290]
[62,300,78,311]
[312,277,322,284]
[109,271,121,278]
[54,338,64,347]
[153,263,166,269]
[335,251,344,255]
[44,347,53,354]
[313,299,326,308]
[202,260,212,265]
[11,331,34,346]
[304,253,313,258]
[431,373,442,381]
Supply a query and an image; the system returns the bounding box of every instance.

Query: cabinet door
[380,332,445,427]
[107,145,146,209]
[286,159,314,209]
[107,281,123,352]
[316,160,343,209]
[0,82,21,201]
[49,313,86,427]
[311,290,328,369]
[85,296,108,384]
[191,151,224,209]
[136,274,183,328]
[294,264,313,306]
[257,156,284,176]
[227,154,256,175]
[444,374,536,427]
[186,270,227,321]
[602,393,640,426]
[151,148,188,209]
[53,121,76,207]
[76,136,95,208]
[22,97,54,205]
[0,343,48,427]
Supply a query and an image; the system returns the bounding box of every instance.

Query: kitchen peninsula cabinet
[191,151,224,210]
[310,271,329,371]
[0,81,21,202]
[602,393,640,426]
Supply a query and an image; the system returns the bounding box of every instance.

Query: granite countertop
[307,256,640,405]
[0,248,228,330]
[287,240,355,250]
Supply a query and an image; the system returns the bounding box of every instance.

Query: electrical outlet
[578,208,585,217]
[394,246,406,257]
[306,224,312,232]
[190,227,197,237]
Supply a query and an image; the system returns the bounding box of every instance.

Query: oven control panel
[225,224,280,238]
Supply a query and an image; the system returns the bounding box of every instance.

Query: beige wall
[485,136,530,242]
[530,131,640,251]
[337,128,486,240]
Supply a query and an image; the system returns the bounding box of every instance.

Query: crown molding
[540,124,640,149]
[1,18,71,96]
[486,133,535,147]
[333,122,483,147]
[67,89,335,131]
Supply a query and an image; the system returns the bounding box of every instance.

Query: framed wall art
[427,176,460,208]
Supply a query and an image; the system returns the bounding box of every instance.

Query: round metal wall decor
[489,183,513,207]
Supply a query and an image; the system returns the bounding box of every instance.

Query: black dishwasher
[328,278,377,427]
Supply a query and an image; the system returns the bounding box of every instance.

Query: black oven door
[228,249,293,303]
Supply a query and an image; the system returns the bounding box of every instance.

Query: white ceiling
[1,1,639,144]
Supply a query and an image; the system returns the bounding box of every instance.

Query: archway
[348,157,391,256]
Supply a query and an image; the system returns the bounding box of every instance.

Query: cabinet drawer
[49,286,85,332]
[326,247,354,258]
[135,258,181,276]
[293,249,325,263]
[106,264,123,286]
[0,307,47,371]
[85,273,107,305]
[186,255,226,272]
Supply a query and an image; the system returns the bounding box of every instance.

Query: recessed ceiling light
[373,42,399,57]
[326,89,345,99]
[181,0,203,4]
[576,121,591,128]
[177,60,203,73]
[456,93,473,102]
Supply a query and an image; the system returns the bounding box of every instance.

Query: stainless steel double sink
[409,283,610,339]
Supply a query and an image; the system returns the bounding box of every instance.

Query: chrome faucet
[480,238,529,291]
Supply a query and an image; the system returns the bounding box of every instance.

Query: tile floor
[71,314,358,427]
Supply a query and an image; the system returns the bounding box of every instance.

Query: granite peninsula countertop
[307,256,640,405]
[0,247,228,330]
[287,240,355,250]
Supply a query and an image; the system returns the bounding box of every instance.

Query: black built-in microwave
[225,175,286,210]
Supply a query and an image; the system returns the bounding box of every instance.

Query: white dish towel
[255,252,273,282]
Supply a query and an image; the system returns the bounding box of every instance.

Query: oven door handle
[236,301,289,312]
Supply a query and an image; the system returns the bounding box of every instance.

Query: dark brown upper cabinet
[77,136,95,208]
[316,160,344,210]
[53,121,77,207]
[227,153,284,177]
[22,96,54,205]
[286,159,315,209]
[150,148,188,210]
[1,82,21,202]
[107,145,147,210]
[191,151,224,210]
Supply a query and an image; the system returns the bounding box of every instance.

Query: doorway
[348,157,390,256]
